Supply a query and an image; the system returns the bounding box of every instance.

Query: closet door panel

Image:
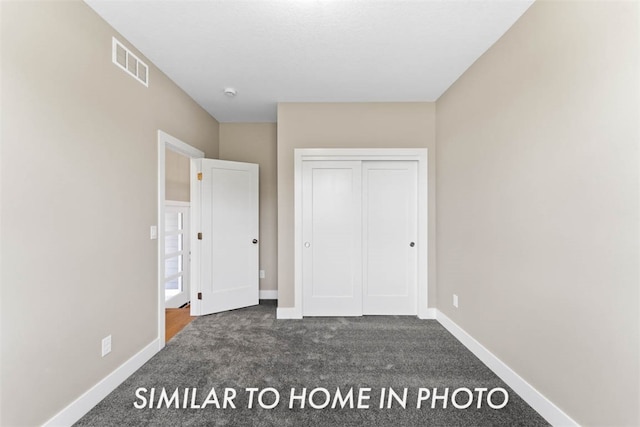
[302,161,362,316]
[362,161,418,315]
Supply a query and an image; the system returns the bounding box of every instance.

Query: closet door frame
[293,148,428,319]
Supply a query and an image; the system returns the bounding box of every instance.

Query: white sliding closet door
[302,161,362,316]
[362,161,418,315]
[301,159,419,317]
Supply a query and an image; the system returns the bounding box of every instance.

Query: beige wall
[0,1,219,425]
[436,1,639,426]
[277,103,436,307]
[165,148,190,202]
[219,123,278,292]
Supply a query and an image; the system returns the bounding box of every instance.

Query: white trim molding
[165,200,191,207]
[417,308,437,319]
[293,148,429,318]
[43,339,159,427]
[276,306,303,319]
[435,311,579,427]
[259,290,278,300]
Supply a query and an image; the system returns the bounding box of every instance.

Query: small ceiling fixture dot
[224,88,237,97]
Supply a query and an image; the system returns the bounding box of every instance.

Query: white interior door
[164,202,190,308]
[302,161,362,316]
[191,158,259,316]
[362,161,418,315]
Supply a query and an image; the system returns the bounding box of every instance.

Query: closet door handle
[409,242,415,247]
[253,239,258,244]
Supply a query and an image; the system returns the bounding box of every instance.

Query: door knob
[304,242,311,248]
[252,239,258,244]
[410,242,415,247]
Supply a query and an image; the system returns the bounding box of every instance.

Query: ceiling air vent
[112,37,148,87]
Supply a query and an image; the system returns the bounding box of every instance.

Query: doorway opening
[157,130,204,349]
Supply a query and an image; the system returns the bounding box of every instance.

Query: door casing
[291,148,429,319]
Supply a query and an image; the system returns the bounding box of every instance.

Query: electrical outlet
[101,335,112,357]
[453,294,459,308]
[259,270,265,279]
[150,225,158,240]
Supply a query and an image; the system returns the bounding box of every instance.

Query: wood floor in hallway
[165,304,195,342]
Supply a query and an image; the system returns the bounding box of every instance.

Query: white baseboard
[259,290,278,300]
[418,307,437,319]
[435,311,578,427]
[276,306,302,319]
[43,339,160,427]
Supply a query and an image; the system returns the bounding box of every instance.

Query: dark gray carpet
[76,301,549,426]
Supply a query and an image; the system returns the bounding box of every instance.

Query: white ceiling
[85,0,534,122]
